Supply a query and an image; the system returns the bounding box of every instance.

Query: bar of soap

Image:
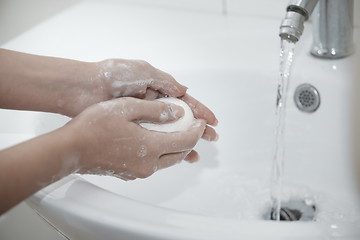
[140,97,195,132]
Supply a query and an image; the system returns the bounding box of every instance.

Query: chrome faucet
[279,0,354,59]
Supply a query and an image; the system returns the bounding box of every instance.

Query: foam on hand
[140,97,195,132]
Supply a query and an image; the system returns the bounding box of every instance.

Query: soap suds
[104,71,112,78]
[159,111,170,122]
[137,145,147,158]
[99,60,156,98]
[98,100,126,115]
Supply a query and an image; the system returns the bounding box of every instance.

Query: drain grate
[294,84,320,113]
[265,199,316,221]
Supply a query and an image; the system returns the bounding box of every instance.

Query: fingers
[184,150,200,163]
[181,94,218,127]
[143,88,162,100]
[146,119,205,174]
[158,151,189,170]
[202,125,219,141]
[149,69,188,98]
[125,99,185,124]
[157,149,199,170]
[156,119,206,153]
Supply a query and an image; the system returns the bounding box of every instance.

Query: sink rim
[27,174,360,240]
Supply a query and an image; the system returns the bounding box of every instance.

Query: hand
[0,49,218,142]
[64,59,187,117]
[65,58,219,141]
[98,59,188,99]
[181,94,218,141]
[67,97,206,180]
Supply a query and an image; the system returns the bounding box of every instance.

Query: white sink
[25,65,360,239]
[1,1,360,239]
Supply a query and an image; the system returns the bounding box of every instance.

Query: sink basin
[24,66,360,239]
[1,1,360,239]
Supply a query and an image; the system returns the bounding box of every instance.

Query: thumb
[127,99,184,124]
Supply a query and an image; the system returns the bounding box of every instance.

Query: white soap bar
[140,97,195,132]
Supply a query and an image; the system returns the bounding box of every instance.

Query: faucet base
[311,47,355,59]
[311,0,354,59]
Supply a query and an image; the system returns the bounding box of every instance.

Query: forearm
[0,126,80,214]
[0,48,98,116]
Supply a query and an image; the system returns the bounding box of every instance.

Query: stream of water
[271,39,296,221]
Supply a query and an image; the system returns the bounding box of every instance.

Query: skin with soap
[73,97,206,179]
[140,97,196,132]
[0,48,218,214]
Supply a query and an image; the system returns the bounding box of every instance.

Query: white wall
[1,0,359,45]
[114,0,360,26]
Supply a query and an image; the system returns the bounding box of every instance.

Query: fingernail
[214,133,219,141]
[202,133,211,141]
[203,132,219,142]
[190,155,200,163]
[212,118,219,127]
[168,103,184,119]
[185,153,200,163]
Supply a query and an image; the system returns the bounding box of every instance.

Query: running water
[271,39,296,221]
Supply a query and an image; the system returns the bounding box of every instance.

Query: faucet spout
[279,0,319,43]
[280,0,354,58]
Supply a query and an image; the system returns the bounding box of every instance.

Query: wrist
[60,117,96,174]
[54,61,105,117]
[51,123,85,175]
[0,49,105,116]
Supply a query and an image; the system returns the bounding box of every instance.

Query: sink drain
[265,199,316,221]
[294,84,320,113]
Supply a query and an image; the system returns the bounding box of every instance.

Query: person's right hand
[66,97,206,180]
